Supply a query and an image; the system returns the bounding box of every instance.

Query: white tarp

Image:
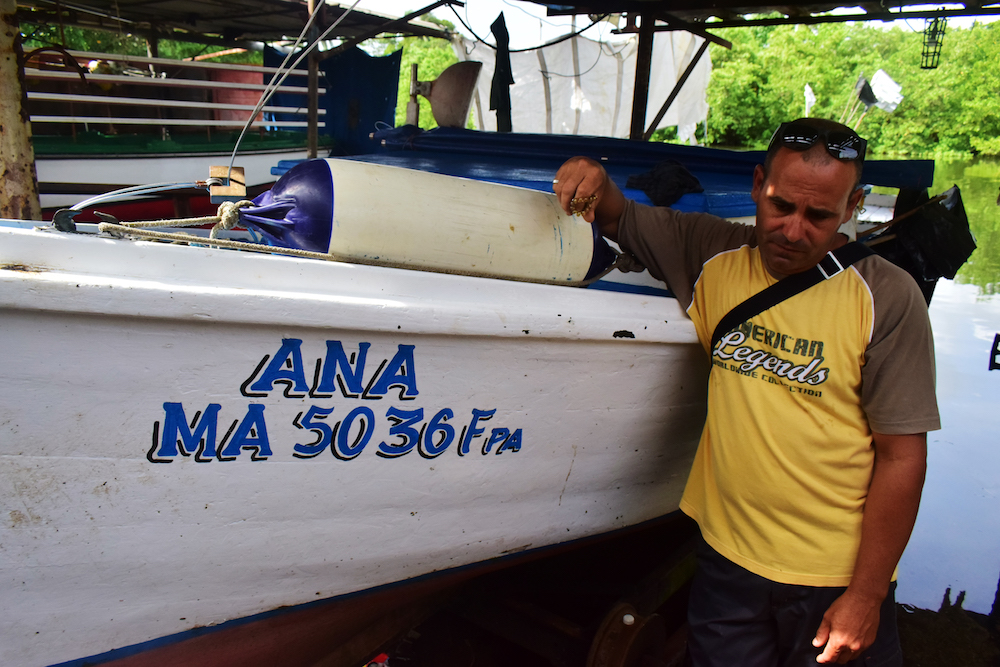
[804,83,816,117]
[870,69,903,113]
[454,31,710,140]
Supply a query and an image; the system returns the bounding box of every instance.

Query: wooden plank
[29,116,322,128]
[24,69,322,94]
[62,49,308,77]
[628,15,654,141]
[27,91,324,115]
[616,14,733,50]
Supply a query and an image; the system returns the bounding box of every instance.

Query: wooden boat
[3,109,977,662]
[4,0,988,653]
[3,103,977,662]
[0,160,711,665]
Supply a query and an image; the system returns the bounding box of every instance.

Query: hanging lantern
[921,17,947,69]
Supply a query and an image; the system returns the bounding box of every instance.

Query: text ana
[149,339,523,462]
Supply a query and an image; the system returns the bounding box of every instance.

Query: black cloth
[625,160,703,206]
[489,13,514,133]
[859,79,878,109]
[687,538,902,667]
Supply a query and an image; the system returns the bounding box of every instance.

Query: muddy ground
[898,591,1000,667]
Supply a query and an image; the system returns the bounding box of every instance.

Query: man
[553,119,939,666]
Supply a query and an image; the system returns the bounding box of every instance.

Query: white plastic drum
[326,159,615,284]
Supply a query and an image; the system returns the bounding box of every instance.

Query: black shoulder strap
[710,242,874,351]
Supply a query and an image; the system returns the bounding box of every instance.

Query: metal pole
[628,14,654,141]
[1,0,41,219]
[642,38,709,141]
[570,16,581,135]
[306,0,319,158]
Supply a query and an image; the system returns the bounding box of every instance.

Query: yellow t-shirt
[618,200,940,587]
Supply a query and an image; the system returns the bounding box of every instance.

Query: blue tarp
[271,126,935,220]
[279,126,766,217]
[263,46,401,155]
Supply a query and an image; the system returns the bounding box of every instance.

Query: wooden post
[306,0,319,159]
[1,0,41,220]
[628,14,654,141]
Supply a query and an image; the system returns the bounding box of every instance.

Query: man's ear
[845,186,865,223]
[751,165,765,203]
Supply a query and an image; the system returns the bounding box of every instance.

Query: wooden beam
[29,116,321,128]
[55,50,310,77]
[628,14,654,141]
[616,13,732,50]
[307,0,320,159]
[24,69,322,94]
[27,91,326,115]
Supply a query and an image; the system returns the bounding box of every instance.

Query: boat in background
[25,48,329,218]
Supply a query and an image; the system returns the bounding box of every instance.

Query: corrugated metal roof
[16,0,452,45]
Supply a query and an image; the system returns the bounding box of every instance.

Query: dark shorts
[687,538,902,667]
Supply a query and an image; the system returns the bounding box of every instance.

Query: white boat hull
[0,226,706,666]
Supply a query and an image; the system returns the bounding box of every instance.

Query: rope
[96,199,342,261]
[101,199,256,232]
[211,200,256,239]
[97,222,338,261]
[108,215,220,229]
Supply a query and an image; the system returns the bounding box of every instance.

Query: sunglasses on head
[768,122,867,162]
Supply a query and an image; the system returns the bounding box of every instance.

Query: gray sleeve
[859,257,941,434]
[616,199,756,310]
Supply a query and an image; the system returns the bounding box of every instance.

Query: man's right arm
[553,157,625,241]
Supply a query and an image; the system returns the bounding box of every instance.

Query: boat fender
[240,159,333,252]
[238,158,616,285]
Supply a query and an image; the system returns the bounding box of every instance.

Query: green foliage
[704,20,1000,157]
[417,12,456,32]
[649,126,679,142]
[22,24,146,55]
[377,34,459,130]
[704,17,782,147]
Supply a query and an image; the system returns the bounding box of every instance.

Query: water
[895,156,1000,614]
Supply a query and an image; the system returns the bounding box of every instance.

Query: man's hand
[813,588,883,663]
[813,431,926,664]
[553,156,625,240]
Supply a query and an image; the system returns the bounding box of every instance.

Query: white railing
[25,49,325,132]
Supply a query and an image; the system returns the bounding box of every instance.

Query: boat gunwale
[0,225,699,345]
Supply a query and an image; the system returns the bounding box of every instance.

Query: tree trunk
[1,0,41,220]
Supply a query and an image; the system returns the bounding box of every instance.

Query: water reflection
[936,157,1000,294]
[895,156,1000,614]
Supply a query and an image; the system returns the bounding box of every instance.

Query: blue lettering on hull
[150,340,523,463]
